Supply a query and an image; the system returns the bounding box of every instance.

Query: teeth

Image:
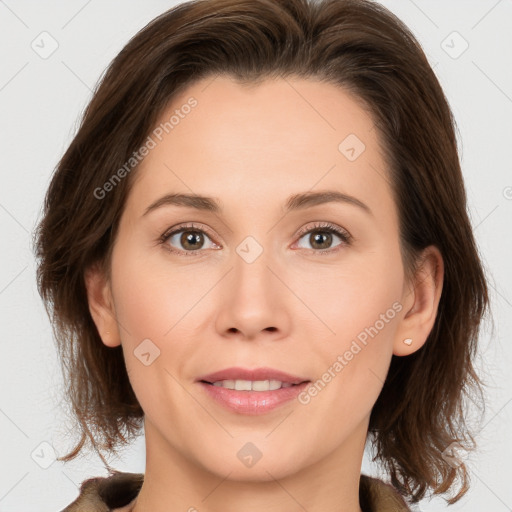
[211,379,294,391]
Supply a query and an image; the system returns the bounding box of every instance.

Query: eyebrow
[142,190,372,217]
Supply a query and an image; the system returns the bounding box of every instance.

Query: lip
[196,366,309,385]
[196,367,311,415]
[198,381,310,415]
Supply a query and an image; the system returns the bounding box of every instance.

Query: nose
[214,246,292,342]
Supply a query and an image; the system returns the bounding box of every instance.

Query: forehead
[127,75,392,218]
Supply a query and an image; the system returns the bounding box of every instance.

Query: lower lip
[198,381,310,415]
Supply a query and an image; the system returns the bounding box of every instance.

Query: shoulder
[360,473,411,512]
[60,471,144,512]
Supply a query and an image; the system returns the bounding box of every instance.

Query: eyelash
[158,221,352,257]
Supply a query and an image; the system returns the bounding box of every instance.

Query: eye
[158,221,352,257]
[159,223,219,256]
[294,221,351,254]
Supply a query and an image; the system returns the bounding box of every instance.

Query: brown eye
[161,223,218,255]
[177,230,206,251]
[295,222,351,253]
[306,231,334,250]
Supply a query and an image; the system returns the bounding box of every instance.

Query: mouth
[196,367,311,415]
[199,379,309,391]
[196,366,310,387]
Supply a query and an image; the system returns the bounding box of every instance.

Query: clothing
[61,470,411,511]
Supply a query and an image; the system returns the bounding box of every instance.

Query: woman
[34,0,489,510]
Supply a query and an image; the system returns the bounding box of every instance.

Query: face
[93,75,425,481]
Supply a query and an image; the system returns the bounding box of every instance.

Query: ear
[84,263,121,348]
[393,245,444,356]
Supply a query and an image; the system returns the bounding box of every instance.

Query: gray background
[0,1,511,510]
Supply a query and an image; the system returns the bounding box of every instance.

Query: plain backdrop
[0,1,511,511]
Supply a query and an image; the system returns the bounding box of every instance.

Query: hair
[33,0,490,505]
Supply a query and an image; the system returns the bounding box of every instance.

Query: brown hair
[33,0,490,505]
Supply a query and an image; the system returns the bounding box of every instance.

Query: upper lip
[197,367,310,385]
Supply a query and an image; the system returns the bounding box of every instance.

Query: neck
[130,418,367,512]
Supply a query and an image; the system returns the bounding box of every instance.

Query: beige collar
[62,471,411,511]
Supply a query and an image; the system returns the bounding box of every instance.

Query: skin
[86,75,443,512]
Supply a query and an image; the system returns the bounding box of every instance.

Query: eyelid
[294,221,351,241]
[160,222,217,242]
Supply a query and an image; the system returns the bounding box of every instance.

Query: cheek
[109,243,213,389]
[294,244,404,344]
[114,273,172,344]
[109,247,194,420]
[110,237,189,343]
[295,244,403,402]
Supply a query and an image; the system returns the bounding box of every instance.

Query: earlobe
[84,263,121,348]
[393,245,444,356]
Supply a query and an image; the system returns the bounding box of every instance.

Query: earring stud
[403,338,412,346]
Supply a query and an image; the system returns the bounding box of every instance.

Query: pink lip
[196,366,309,385]
[198,381,310,415]
[196,367,311,415]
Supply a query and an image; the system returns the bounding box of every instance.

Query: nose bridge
[231,234,276,301]
[214,232,291,338]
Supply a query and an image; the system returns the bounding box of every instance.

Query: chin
[190,439,312,483]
